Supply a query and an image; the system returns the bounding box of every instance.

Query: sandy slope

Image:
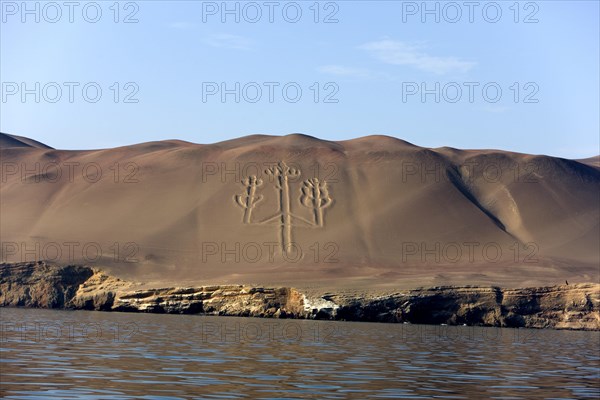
[1,133,598,291]
[577,155,600,167]
[0,133,54,149]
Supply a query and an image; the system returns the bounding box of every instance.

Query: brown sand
[1,132,598,293]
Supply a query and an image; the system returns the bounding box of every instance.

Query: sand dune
[577,155,600,167]
[1,133,598,291]
[0,133,53,149]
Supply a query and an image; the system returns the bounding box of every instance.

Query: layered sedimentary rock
[332,286,599,330]
[1,262,598,330]
[0,262,93,308]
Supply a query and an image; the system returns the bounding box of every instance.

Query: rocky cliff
[1,262,598,330]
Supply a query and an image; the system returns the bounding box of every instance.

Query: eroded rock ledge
[1,262,598,330]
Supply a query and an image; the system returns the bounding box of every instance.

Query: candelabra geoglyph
[234,161,333,254]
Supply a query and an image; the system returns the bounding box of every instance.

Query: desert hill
[1,133,598,291]
[577,155,600,167]
[0,132,53,149]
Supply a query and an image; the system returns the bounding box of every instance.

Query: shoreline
[1,262,599,330]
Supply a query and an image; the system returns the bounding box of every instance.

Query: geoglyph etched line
[301,178,332,227]
[234,161,333,254]
[267,161,300,252]
[235,176,264,224]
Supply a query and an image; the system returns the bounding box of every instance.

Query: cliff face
[1,262,598,330]
[334,286,600,330]
[0,262,93,308]
[0,262,306,318]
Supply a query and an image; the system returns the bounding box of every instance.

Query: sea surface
[0,308,598,399]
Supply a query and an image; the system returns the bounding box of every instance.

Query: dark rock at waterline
[1,262,598,330]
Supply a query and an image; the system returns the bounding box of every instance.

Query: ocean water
[0,308,598,399]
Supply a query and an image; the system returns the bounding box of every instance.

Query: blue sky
[1,0,599,158]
